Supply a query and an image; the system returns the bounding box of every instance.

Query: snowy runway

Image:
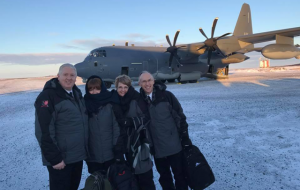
[1,68,300,190]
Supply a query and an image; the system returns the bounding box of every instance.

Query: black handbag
[182,145,215,190]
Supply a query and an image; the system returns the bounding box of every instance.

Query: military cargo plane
[75,3,300,88]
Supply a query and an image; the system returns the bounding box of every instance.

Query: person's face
[89,88,101,94]
[139,73,154,95]
[57,67,76,91]
[117,82,129,97]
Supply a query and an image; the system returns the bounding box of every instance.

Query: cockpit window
[90,50,106,57]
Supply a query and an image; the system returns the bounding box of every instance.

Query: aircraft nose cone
[75,62,84,77]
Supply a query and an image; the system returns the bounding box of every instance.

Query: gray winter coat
[140,83,189,159]
[86,103,120,163]
[148,101,182,158]
[35,78,89,166]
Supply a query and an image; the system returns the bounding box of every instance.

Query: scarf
[119,86,140,113]
[84,75,119,115]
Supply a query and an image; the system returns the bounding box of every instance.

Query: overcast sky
[1,0,299,78]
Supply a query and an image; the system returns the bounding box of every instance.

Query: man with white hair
[138,71,192,190]
[35,63,88,190]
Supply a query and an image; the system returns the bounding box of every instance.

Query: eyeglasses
[141,79,153,84]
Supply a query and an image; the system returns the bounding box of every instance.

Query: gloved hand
[181,130,192,148]
[181,137,192,148]
[114,153,125,164]
[114,147,126,164]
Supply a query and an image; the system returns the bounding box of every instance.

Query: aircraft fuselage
[75,45,213,83]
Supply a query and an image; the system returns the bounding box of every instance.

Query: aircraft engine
[197,17,231,65]
[198,51,223,65]
[221,54,249,64]
[261,44,300,59]
[165,30,186,67]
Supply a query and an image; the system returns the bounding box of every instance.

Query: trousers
[47,161,83,190]
[136,169,156,190]
[154,151,188,190]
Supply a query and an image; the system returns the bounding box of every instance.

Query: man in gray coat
[139,71,192,190]
[35,63,88,190]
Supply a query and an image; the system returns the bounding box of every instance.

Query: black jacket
[112,86,153,174]
[112,86,149,130]
[35,78,88,166]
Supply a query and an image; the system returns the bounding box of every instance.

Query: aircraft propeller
[165,30,185,67]
[198,17,231,65]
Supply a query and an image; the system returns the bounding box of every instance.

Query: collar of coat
[140,81,167,105]
[43,78,82,100]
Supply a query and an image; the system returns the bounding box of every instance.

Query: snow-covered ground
[1,67,300,190]
[0,76,85,94]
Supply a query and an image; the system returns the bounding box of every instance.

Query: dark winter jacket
[84,75,123,163]
[112,86,148,130]
[35,78,88,166]
[112,86,153,174]
[140,82,189,158]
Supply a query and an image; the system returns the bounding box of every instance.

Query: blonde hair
[115,75,132,88]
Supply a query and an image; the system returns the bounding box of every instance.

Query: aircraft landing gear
[167,79,175,83]
[189,80,197,83]
[104,82,112,88]
[177,76,188,84]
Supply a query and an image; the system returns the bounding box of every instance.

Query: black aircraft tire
[167,79,175,83]
[160,80,167,83]
[189,80,197,83]
[104,82,112,88]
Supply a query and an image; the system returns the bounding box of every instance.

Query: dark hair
[87,78,102,91]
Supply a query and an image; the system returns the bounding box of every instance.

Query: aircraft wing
[237,27,300,44]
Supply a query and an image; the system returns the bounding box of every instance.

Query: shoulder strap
[130,119,150,151]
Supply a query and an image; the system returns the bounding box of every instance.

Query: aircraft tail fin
[233,3,253,36]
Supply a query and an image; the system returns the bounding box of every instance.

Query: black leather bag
[182,145,215,190]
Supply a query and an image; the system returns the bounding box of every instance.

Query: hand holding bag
[182,145,215,190]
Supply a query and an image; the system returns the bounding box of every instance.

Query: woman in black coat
[112,75,156,190]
